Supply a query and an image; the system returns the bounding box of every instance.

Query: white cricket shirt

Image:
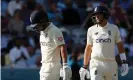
[87,22,121,61]
[40,23,65,63]
[9,47,27,68]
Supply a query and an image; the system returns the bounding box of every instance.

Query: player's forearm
[117,41,125,54]
[117,42,127,62]
[83,45,92,68]
[60,44,68,63]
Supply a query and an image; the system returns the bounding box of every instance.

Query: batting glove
[60,63,72,80]
[79,67,90,80]
[121,60,129,76]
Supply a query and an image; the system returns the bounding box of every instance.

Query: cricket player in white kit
[79,6,129,80]
[30,10,72,80]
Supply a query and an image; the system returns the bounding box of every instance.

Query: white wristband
[120,53,126,60]
[63,63,68,66]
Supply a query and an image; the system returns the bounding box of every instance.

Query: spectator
[123,11,132,29]
[61,30,70,43]
[108,8,117,24]
[57,0,77,12]
[74,0,88,24]
[20,3,32,26]
[85,9,94,29]
[1,48,10,67]
[47,3,63,26]
[1,0,8,17]
[26,31,37,48]
[8,9,25,35]
[1,16,9,32]
[35,56,41,68]
[24,0,37,11]
[90,0,101,8]
[9,37,28,68]
[126,31,133,66]
[127,2,133,27]
[120,0,132,11]
[21,0,38,26]
[35,3,45,11]
[7,0,23,16]
[71,28,86,45]
[67,46,83,80]
[111,0,131,28]
[66,39,74,54]
[99,0,112,8]
[75,0,87,8]
[1,16,11,49]
[27,46,39,68]
[34,36,41,56]
[20,37,30,60]
[119,27,128,43]
[62,1,80,25]
[35,0,45,8]
[86,2,93,12]
[1,32,11,49]
[2,39,16,68]
[34,38,41,68]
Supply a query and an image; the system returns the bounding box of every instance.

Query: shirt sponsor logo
[40,41,48,46]
[95,38,111,43]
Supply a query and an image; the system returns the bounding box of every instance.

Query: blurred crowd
[1,0,133,73]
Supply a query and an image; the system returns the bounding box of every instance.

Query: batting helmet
[92,6,110,19]
[30,10,49,28]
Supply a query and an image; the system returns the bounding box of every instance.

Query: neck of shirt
[98,21,109,29]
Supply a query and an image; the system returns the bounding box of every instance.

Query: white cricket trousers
[89,59,118,80]
[40,62,61,80]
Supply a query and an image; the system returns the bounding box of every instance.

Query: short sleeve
[87,28,93,45]
[53,29,65,46]
[115,26,122,43]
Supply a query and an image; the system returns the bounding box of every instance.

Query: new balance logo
[96,38,111,43]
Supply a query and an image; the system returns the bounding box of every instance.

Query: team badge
[58,37,63,41]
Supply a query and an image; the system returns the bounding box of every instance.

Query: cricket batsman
[30,10,72,80]
[79,6,129,80]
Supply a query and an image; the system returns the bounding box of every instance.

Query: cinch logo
[96,38,111,43]
[40,41,48,46]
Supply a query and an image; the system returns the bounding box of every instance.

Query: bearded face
[92,13,105,24]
